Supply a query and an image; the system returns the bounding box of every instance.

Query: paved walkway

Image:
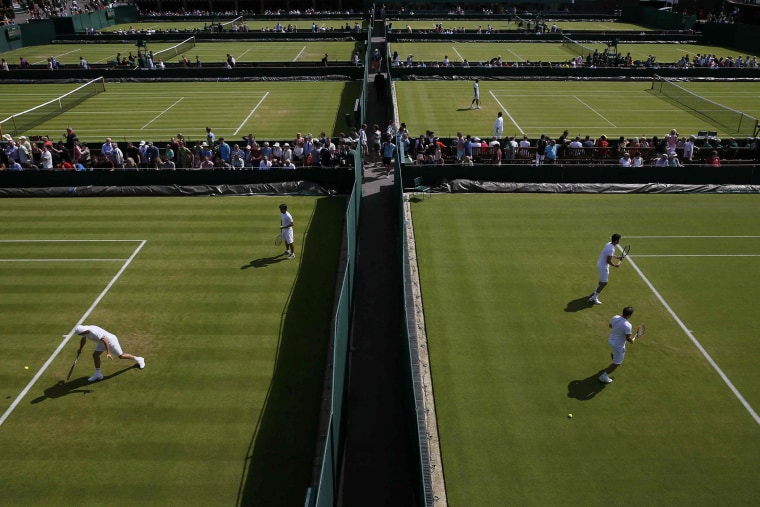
[338,26,419,507]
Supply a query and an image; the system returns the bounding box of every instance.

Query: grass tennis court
[409,193,760,506]
[388,41,754,65]
[0,195,345,506]
[106,19,367,33]
[392,20,653,32]
[0,80,360,142]
[3,41,362,66]
[394,80,760,139]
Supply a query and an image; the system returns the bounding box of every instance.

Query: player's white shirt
[82,325,117,344]
[608,315,632,347]
[494,116,504,133]
[281,211,294,228]
[597,242,615,268]
[473,82,479,98]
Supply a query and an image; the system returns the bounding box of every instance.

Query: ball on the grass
[567,413,573,419]
[24,366,29,370]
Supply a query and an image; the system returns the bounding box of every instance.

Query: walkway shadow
[567,370,609,401]
[241,256,286,269]
[30,365,136,404]
[565,295,595,312]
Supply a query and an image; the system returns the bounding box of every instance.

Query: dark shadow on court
[30,366,135,404]
[565,295,596,312]
[567,370,609,401]
[240,255,287,269]
[237,197,346,506]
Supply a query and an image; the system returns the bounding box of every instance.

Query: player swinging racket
[73,325,145,382]
[279,203,296,260]
[589,233,624,305]
[598,306,638,384]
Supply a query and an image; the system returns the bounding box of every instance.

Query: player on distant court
[279,203,296,260]
[470,79,480,109]
[589,233,623,305]
[493,112,504,139]
[598,306,635,383]
[74,325,145,382]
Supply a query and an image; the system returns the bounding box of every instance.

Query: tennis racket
[632,324,646,342]
[275,234,283,247]
[66,350,81,381]
[620,244,631,261]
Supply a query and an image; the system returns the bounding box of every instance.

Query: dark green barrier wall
[401,163,758,186]
[622,6,697,30]
[0,24,24,53]
[20,19,57,47]
[701,22,760,55]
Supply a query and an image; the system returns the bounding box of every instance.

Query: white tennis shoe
[599,373,613,384]
[88,371,104,382]
[589,297,602,305]
[287,253,296,260]
[136,357,145,369]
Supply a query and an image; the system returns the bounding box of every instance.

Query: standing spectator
[40,145,53,169]
[589,233,623,305]
[205,127,215,146]
[683,135,697,161]
[19,57,30,69]
[632,152,644,167]
[1,58,9,71]
[164,143,175,164]
[598,306,635,384]
[666,129,679,155]
[79,56,88,69]
[124,142,140,167]
[371,124,382,164]
[381,136,396,177]
[535,134,547,166]
[111,142,124,168]
[101,137,114,162]
[321,53,329,66]
[279,203,296,259]
[177,142,194,169]
[145,142,160,168]
[17,136,32,168]
[374,71,386,101]
[544,139,557,163]
[493,112,504,139]
[707,150,721,167]
[470,79,481,109]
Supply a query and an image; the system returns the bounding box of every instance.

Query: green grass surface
[106,19,367,33]
[2,40,361,65]
[394,80,760,139]
[0,80,360,142]
[389,41,753,65]
[392,20,652,32]
[410,193,760,506]
[0,196,344,506]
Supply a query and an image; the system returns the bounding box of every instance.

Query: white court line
[489,90,524,135]
[574,96,616,127]
[633,254,760,257]
[234,92,269,136]
[32,49,80,65]
[293,46,306,61]
[0,240,147,429]
[504,48,524,62]
[627,235,760,239]
[141,97,184,129]
[0,258,128,262]
[0,239,144,242]
[622,248,760,426]
[451,46,465,62]
[237,48,252,60]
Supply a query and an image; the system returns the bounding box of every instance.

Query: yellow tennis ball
[568,413,573,419]
[24,366,29,370]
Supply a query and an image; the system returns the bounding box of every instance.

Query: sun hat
[74,325,87,334]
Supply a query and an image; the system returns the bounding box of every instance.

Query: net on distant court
[0,77,106,137]
[652,75,759,137]
[152,36,196,61]
[219,16,243,30]
[561,36,596,60]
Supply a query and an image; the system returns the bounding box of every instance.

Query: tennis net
[652,75,759,137]
[219,16,243,31]
[0,77,106,137]
[152,37,196,61]
[561,36,596,60]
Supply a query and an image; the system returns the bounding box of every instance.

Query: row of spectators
[0,128,359,171]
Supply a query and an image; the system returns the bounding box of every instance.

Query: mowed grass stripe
[0,196,344,506]
[410,194,760,506]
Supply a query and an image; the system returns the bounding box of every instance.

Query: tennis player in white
[599,306,635,383]
[470,79,480,109]
[74,325,145,382]
[493,112,504,139]
[589,233,623,305]
[279,203,295,259]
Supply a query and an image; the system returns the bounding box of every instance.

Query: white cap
[74,325,87,334]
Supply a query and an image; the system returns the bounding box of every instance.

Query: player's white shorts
[610,344,626,364]
[597,264,610,282]
[94,336,123,356]
[282,227,294,245]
